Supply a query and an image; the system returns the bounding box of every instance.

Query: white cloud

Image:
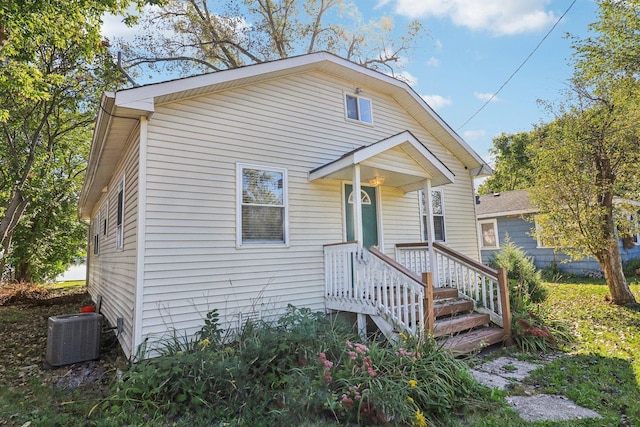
[474,92,501,103]
[396,70,418,86]
[102,12,139,41]
[422,94,452,110]
[462,129,486,142]
[426,56,440,67]
[388,0,557,36]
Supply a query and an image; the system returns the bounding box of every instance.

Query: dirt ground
[0,284,123,426]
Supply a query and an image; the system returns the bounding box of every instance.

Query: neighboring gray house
[476,189,640,275]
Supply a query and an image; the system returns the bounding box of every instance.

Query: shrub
[541,261,565,282]
[489,239,546,312]
[101,306,482,425]
[511,307,572,353]
[623,257,640,277]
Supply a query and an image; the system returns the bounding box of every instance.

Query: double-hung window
[478,219,499,249]
[421,188,446,242]
[238,164,288,246]
[345,94,373,124]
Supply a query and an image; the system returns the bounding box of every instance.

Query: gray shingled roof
[476,189,536,217]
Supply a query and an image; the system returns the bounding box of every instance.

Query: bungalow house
[476,189,640,275]
[79,52,511,360]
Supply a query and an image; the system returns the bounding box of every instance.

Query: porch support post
[352,164,363,246]
[423,179,439,286]
[357,313,367,339]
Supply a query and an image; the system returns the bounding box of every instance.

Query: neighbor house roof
[476,189,537,219]
[79,51,492,219]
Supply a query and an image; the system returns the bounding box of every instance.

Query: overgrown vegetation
[521,279,640,426]
[100,306,479,426]
[1,281,639,425]
[489,240,571,352]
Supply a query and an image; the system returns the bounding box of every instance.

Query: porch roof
[308,131,455,192]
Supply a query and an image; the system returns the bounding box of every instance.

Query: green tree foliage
[477,131,536,195]
[117,0,424,79]
[0,0,147,281]
[528,0,640,305]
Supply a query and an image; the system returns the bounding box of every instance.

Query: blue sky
[368,0,599,162]
[103,0,599,163]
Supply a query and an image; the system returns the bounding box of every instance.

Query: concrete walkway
[471,356,602,423]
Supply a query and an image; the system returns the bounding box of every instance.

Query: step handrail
[396,242,511,339]
[324,243,429,337]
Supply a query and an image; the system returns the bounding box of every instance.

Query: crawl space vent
[46,313,103,366]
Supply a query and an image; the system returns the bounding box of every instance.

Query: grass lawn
[458,278,640,426]
[0,279,639,426]
[518,279,640,426]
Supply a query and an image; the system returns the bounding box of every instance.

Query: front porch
[324,242,512,355]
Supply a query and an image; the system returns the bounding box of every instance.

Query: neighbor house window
[345,94,373,124]
[421,188,446,242]
[237,164,288,245]
[478,219,499,249]
[535,217,556,248]
[116,177,125,249]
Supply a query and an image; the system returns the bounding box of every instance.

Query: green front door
[345,184,379,248]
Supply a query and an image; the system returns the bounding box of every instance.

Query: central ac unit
[46,313,103,366]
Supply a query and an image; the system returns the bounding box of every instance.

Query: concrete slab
[507,394,602,422]
[470,369,513,390]
[475,356,540,381]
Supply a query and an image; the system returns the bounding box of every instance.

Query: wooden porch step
[433,298,474,318]
[432,313,490,338]
[433,287,459,300]
[439,326,506,355]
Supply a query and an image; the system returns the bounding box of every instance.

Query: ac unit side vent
[46,313,103,366]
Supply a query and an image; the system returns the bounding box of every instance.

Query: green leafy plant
[623,257,640,277]
[100,306,482,425]
[511,307,572,353]
[489,239,547,312]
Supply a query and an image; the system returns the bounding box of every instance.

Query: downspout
[133,115,148,360]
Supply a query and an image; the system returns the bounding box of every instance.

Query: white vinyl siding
[137,70,481,352]
[86,132,140,358]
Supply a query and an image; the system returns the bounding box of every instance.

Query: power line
[458,0,578,130]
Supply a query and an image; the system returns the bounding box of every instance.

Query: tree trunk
[597,238,637,305]
[0,190,29,249]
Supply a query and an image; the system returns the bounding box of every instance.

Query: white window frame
[344,93,373,124]
[534,217,555,248]
[93,212,100,255]
[626,214,640,245]
[420,188,446,242]
[478,218,499,250]
[102,199,108,237]
[115,175,125,250]
[236,163,289,248]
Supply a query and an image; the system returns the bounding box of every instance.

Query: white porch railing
[324,243,426,336]
[396,243,509,329]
